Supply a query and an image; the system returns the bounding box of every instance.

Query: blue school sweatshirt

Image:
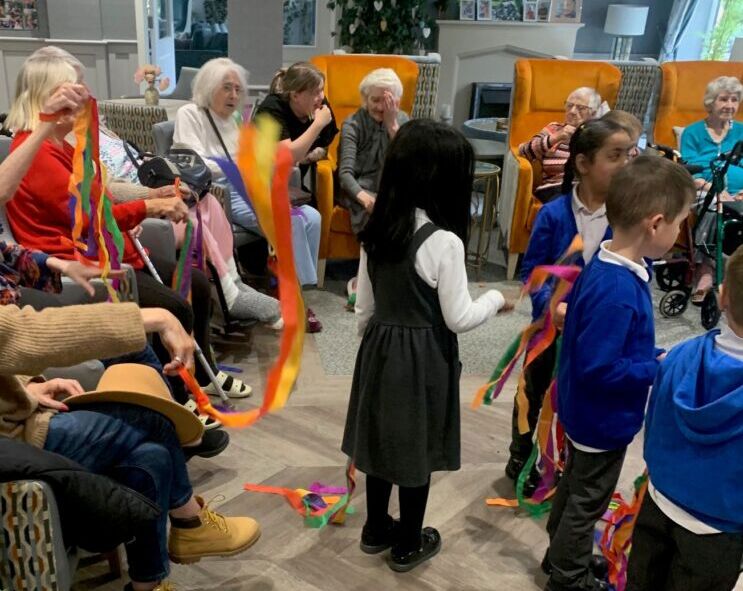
[557,255,659,450]
[520,193,612,320]
[644,330,743,533]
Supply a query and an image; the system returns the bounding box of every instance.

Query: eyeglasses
[565,101,591,113]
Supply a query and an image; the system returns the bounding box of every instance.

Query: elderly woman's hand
[46,257,126,297]
[41,83,89,124]
[382,91,400,133]
[139,308,195,375]
[145,196,189,223]
[555,124,577,144]
[357,190,376,213]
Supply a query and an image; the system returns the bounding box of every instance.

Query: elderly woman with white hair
[174,58,323,298]
[680,75,743,301]
[338,68,409,234]
[518,86,602,203]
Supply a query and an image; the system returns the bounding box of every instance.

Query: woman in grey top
[338,68,409,234]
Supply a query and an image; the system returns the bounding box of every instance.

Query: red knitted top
[7,132,147,269]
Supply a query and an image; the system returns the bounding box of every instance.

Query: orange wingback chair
[653,61,743,147]
[310,54,419,285]
[506,59,621,276]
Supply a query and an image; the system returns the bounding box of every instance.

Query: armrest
[44,360,105,391]
[509,153,537,254]
[315,159,335,260]
[60,263,138,304]
[139,218,176,265]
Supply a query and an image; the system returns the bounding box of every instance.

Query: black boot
[183,429,230,461]
[505,456,525,480]
[388,527,441,573]
[506,456,541,498]
[589,554,609,581]
[360,517,399,554]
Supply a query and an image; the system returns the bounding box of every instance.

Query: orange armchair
[310,54,419,286]
[505,59,621,278]
[653,61,743,148]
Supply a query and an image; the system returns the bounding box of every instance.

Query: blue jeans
[230,186,321,285]
[44,403,193,583]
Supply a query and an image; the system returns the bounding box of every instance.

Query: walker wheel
[701,290,721,330]
[659,290,689,318]
[655,263,686,292]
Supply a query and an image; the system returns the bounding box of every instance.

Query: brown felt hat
[65,364,204,446]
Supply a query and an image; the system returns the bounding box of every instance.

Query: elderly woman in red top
[518,86,602,203]
[4,52,227,402]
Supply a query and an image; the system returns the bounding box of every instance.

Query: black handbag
[123,141,213,206]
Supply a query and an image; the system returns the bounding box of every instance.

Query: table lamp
[604,4,649,61]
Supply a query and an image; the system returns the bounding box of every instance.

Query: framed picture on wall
[477,0,492,20]
[523,0,550,22]
[0,0,39,30]
[460,0,476,20]
[549,0,582,22]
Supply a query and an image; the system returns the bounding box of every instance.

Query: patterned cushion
[614,62,661,125]
[411,62,440,120]
[98,102,168,155]
[0,480,71,591]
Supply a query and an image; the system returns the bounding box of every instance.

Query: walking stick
[128,230,233,408]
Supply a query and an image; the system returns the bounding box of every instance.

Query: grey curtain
[659,0,703,62]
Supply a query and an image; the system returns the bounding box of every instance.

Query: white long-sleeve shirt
[172,102,238,178]
[355,209,504,337]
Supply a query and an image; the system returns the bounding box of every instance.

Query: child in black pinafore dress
[342,120,510,573]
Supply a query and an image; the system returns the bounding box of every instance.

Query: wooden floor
[74,324,743,591]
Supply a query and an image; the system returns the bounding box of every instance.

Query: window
[703,0,743,60]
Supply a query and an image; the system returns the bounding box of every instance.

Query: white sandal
[203,371,253,399]
[183,399,221,430]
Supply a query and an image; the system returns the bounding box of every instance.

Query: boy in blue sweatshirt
[626,245,743,591]
[543,155,695,591]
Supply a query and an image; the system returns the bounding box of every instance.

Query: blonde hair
[359,68,403,100]
[703,76,743,110]
[6,55,78,132]
[269,62,324,100]
[191,57,249,110]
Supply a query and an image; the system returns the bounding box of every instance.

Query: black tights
[366,474,430,553]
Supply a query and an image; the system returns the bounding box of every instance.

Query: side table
[468,161,501,277]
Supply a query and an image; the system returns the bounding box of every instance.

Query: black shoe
[388,527,441,573]
[589,554,608,581]
[505,456,525,481]
[183,429,230,461]
[360,518,399,554]
[506,457,540,498]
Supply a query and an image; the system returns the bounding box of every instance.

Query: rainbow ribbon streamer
[67,98,124,301]
[180,115,305,427]
[598,472,648,591]
[242,477,356,529]
[475,236,583,515]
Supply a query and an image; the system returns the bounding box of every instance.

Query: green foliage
[703,0,743,60]
[204,0,227,24]
[327,0,435,54]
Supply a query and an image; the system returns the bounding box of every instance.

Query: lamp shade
[604,4,649,37]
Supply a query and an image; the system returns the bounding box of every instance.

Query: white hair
[569,86,602,113]
[359,68,403,100]
[191,57,249,109]
[704,76,743,110]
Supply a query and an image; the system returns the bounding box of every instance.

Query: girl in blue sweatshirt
[508,118,635,493]
[543,156,695,591]
[626,245,743,591]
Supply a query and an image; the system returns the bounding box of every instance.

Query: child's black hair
[560,118,630,194]
[359,119,474,263]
